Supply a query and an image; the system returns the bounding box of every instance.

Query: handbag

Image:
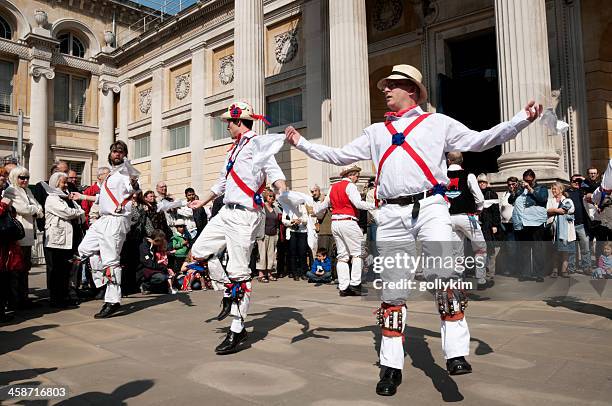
[6,241,25,272]
[0,208,25,241]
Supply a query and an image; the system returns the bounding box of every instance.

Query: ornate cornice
[29,65,55,79]
[0,38,29,59]
[52,53,100,74]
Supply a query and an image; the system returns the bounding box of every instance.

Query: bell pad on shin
[375,303,407,338]
[435,288,468,321]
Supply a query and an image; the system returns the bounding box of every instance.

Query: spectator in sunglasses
[3,167,44,309]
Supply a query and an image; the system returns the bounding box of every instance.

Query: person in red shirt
[81,167,110,228]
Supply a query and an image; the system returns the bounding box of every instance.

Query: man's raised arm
[285,126,371,166]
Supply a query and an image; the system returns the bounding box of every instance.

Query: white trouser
[450,214,487,281]
[78,215,129,304]
[332,219,363,290]
[375,195,471,369]
[191,206,263,332]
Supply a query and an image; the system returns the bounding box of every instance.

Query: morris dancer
[71,141,139,319]
[314,165,374,296]
[445,152,488,290]
[188,101,287,355]
[285,64,542,396]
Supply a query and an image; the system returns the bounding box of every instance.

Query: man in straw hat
[70,140,139,319]
[188,101,287,355]
[314,165,374,296]
[285,64,542,396]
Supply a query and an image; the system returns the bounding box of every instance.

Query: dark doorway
[437,29,500,175]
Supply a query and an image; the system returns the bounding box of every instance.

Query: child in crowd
[170,219,192,272]
[306,247,332,283]
[592,242,612,279]
[179,251,213,291]
[138,230,177,294]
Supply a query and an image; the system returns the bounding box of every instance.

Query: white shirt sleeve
[444,110,531,152]
[210,157,228,196]
[263,155,286,186]
[295,130,372,166]
[346,182,375,211]
[467,174,485,211]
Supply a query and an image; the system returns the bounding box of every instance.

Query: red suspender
[229,168,266,208]
[374,113,434,205]
[103,175,131,213]
[225,134,265,208]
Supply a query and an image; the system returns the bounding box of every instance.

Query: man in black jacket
[567,174,592,274]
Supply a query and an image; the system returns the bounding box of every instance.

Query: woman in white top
[3,167,43,308]
[546,182,576,278]
[44,172,85,307]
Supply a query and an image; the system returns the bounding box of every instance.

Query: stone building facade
[0,0,610,197]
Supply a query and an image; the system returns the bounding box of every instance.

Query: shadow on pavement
[54,379,155,406]
[0,324,59,357]
[0,368,57,386]
[212,306,330,348]
[544,296,612,320]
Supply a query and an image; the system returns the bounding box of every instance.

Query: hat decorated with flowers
[221,101,271,125]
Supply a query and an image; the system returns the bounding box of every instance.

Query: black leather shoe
[349,284,365,296]
[339,289,353,297]
[215,329,248,355]
[94,303,120,319]
[376,367,402,396]
[446,357,472,375]
[216,297,233,321]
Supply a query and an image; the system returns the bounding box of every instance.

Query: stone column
[150,63,164,187]
[28,64,54,183]
[118,80,131,143]
[328,0,371,180]
[234,0,265,134]
[492,0,566,184]
[98,79,120,164]
[190,43,207,193]
[304,0,330,189]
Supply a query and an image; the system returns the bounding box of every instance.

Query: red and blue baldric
[374,110,446,207]
[225,132,266,208]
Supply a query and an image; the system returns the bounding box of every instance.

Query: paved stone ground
[1,266,611,405]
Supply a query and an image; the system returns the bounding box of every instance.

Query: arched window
[0,15,12,40]
[58,32,85,58]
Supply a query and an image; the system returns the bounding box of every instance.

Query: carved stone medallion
[219,55,234,85]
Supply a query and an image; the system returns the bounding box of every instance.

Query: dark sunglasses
[18,175,30,180]
[571,179,582,184]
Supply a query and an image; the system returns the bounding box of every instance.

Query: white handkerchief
[277,191,314,218]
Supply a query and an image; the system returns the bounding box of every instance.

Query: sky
[133,0,199,14]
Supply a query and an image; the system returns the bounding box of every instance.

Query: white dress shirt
[315,178,375,220]
[447,164,484,212]
[296,106,530,199]
[211,131,285,208]
[97,168,133,217]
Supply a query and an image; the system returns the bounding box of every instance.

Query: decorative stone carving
[218,55,234,85]
[139,88,152,114]
[99,79,120,94]
[373,0,403,31]
[274,29,298,64]
[34,10,48,28]
[29,65,55,80]
[104,31,115,48]
[175,73,190,100]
